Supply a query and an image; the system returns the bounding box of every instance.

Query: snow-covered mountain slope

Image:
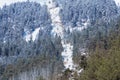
[47,0,75,70]
[0,1,51,44]
[46,0,89,71]
[47,0,117,73]
[0,0,120,80]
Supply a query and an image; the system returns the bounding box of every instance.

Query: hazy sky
[0,0,47,8]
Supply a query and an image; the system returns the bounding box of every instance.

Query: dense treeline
[57,0,119,60]
[58,0,118,26]
[0,1,64,80]
[0,1,52,57]
[0,34,64,80]
[73,17,120,80]
[0,0,120,80]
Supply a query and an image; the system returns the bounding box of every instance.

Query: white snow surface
[61,42,75,70]
[73,20,90,31]
[114,0,120,6]
[24,27,40,42]
[47,0,75,70]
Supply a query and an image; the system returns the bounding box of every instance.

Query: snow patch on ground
[3,38,6,43]
[73,20,90,31]
[114,0,120,6]
[24,27,40,42]
[65,19,90,33]
[61,42,75,70]
[77,69,84,75]
[51,25,64,38]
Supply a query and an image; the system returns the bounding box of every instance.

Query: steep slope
[46,0,90,73]
[0,3,63,80]
[0,0,120,80]
[46,0,75,70]
[0,1,51,43]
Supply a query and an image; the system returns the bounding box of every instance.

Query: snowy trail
[46,1,90,77]
[23,0,89,72]
[46,0,76,70]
